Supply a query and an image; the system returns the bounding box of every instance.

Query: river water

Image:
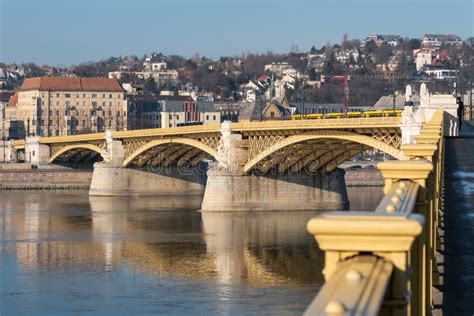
[0,187,383,315]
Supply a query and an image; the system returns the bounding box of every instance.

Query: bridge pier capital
[24,136,50,167]
[212,121,248,175]
[101,130,124,167]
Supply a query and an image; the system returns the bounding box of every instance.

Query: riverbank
[0,169,92,190]
[0,167,382,190]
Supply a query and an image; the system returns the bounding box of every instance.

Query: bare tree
[342,33,349,50]
[290,44,299,54]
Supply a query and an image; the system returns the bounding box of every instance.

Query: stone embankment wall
[0,169,92,190]
[344,169,384,186]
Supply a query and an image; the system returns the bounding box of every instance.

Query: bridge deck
[442,121,474,314]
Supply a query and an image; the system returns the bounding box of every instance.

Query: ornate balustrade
[305,110,444,316]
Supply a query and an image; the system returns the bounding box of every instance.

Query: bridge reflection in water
[0,187,381,314]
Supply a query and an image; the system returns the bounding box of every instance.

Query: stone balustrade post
[378,160,433,316]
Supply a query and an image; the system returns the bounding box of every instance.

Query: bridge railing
[305,109,444,316]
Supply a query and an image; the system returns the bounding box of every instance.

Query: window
[65,110,70,115]
[41,119,44,125]
[213,115,216,120]
[103,94,106,98]
[117,111,120,116]
[124,111,126,117]
[57,101,59,105]
[109,102,112,106]
[176,115,179,120]
[49,110,52,116]
[92,101,97,108]
[56,93,59,97]
[92,93,97,98]
[65,93,71,98]
[109,94,112,98]
[56,130,59,136]
[206,115,209,120]
[83,93,86,98]
[103,102,106,106]
[270,112,275,118]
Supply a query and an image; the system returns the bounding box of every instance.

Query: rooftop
[19,77,124,92]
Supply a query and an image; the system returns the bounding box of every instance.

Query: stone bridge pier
[89,131,206,196]
[201,122,349,212]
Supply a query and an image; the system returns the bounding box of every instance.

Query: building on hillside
[143,55,167,72]
[414,48,435,71]
[13,77,127,137]
[108,70,178,85]
[422,34,462,48]
[0,69,7,88]
[264,62,295,76]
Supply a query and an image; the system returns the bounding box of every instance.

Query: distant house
[0,68,7,88]
[143,54,167,72]
[262,97,291,120]
[414,48,435,71]
[422,34,462,48]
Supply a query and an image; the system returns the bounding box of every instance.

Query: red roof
[8,92,18,107]
[20,77,124,92]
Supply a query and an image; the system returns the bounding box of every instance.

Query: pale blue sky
[1,0,472,66]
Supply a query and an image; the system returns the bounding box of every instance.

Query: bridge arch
[243,130,403,173]
[123,138,218,167]
[49,144,106,163]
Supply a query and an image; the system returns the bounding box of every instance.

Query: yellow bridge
[8,97,456,315]
[12,115,403,174]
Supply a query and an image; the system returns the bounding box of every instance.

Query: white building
[143,55,167,72]
[161,111,220,128]
[109,70,178,84]
[264,62,295,76]
[422,34,462,48]
[425,69,459,80]
[414,49,434,71]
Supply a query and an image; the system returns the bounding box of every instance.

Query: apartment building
[15,77,127,136]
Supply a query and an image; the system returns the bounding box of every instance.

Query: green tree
[408,39,421,50]
[322,51,336,75]
[308,68,317,81]
[143,77,159,95]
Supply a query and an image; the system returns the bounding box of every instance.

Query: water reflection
[1,192,325,285]
[0,186,383,314]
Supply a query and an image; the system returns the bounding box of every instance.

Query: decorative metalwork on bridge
[10,116,405,173]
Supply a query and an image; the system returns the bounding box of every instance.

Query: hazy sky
[1,0,472,66]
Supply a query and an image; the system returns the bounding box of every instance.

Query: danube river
[0,187,383,315]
